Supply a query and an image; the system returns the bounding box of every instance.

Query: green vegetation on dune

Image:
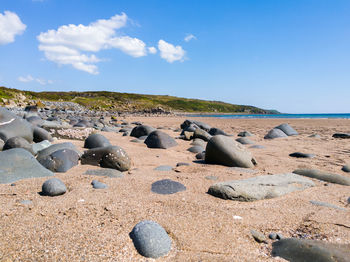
[0,86,278,114]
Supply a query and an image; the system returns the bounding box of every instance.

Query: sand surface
[1,117,350,261]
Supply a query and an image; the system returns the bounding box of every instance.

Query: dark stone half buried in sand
[208,173,314,201]
[84,133,111,149]
[154,165,173,171]
[84,168,124,178]
[144,130,177,149]
[0,148,54,184]
[81,146,131,171]
[238,131,253,137]
[151,179,186,195]
[187,145,204,153]
[332,133,350,138]
[289,152,315,158]
[341,165,350,172]
[205,135,257,168]
[130,125,156,138]
[208,127,228,136]
[91,180,108,189]
[130,220,172,259]
[236,137,255,145]
[264,128,288,139]
[293,169,350,186]
[271,238,350,262]
[275,123,298,136]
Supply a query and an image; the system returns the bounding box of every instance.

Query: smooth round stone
[187,146,204,153]
[33,126,53,142]
[154,165,173,171]
[42,178,67,196]
[190,138,206,147]
[176,162,190,167]
[208,127,227,136]
[269,233,277,240]
[3,136,34,155]
[39,149,79,172]
[20,200,33,205]
[91,180,108,189]
[84,168,124,178]
[130,220,172,258]
[130,125,156,138]
[289,152,315,158]
[84,133,111,149]
[341,165,350,172]
[264,128,288,139]
[151,179,186,195]
[144,130,177,149]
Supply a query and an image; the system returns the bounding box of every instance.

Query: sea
[189,113,350,119]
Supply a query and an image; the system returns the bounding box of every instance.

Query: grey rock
[37,142,81,161]
[251,230,267,243]
[33,126,53,142]
[236,137,254,145]
[26,115,43,126]
[130,220,172,258]
[275,123,298,136]
[193,128,212,142]
[130,125,156,138]
[39,149,79,172]
[208,173,315,201]
[205,135,257,168]
[0,148,54,184]
[264,128,288,139]
[289,152,315,158]
[332,133,350,138]
[181,119,211,132]
[238,131,253,137]
[81,146,131,171]
[187,145,204,153]
[31,140,51,155]
[250,145,265,149]
[42,178,66,196]
[293,169,350,186]
[91,180,108,189]
[309,134,321,138]
[190,138,206,147]
[209,127,227,136]
[84,133,111,149]
[341,165,350,172]
[269,233,283,240]
[3,136,34,154]
[101,126,116,132]
[272,238,350,262]
[0,138,4,150]
[144,131,177,149]
[154,165,173,171]
[151,179,186,194]
[309,200,346,211]
[84,168,124,178]
[196,152,205,160]
[0,107,33,142]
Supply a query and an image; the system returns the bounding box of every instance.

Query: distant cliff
[0,86,279,114]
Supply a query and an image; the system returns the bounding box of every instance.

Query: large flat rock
[0,148,54,184]
[208,173,315,201]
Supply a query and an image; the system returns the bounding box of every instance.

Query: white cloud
[184,34,196,42]
[37,13,148,74]
[158,40,186,63]
[18,75,53,85]
[0,11,26,45]
[148,46,157,54]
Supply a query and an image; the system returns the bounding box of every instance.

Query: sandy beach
[1,116,350,261]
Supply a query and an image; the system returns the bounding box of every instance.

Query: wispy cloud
[37,13,148,74]
[184,34,196,42]
[18,75,53,85]
[158,40,186,63]
[0,11,26,45]
[148,46,157,54]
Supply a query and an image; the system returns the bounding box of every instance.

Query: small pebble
[250,229,267,243]
[91,180,108,189]
[20,200,33,205]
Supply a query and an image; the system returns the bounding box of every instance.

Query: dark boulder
[3,136,34,154]
[84,133,111,149]
[130,125,156,138]
[144,131,177,149]
[38,149,79,172]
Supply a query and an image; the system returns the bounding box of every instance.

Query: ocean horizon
[189,113,350,119]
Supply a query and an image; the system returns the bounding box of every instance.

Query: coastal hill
[0,86,278,114]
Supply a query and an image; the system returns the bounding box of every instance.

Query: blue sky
[1,0,350,113]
